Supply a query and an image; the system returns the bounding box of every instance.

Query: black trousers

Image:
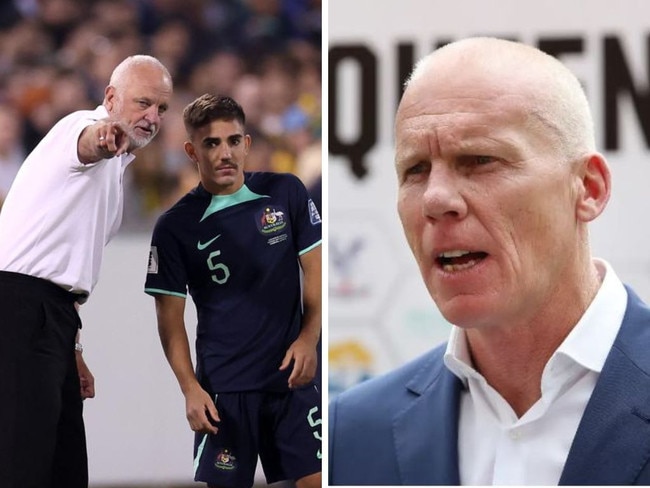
[0,271,88,488]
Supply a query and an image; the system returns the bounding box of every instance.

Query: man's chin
[130,134,155,151]
[434,296,495,329]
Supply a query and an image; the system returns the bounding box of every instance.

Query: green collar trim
[200,184,269,221]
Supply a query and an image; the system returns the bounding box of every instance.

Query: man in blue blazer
[329,37,650,485]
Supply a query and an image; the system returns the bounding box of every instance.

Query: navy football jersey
[145,172,322,392]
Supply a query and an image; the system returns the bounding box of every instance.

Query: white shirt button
[509,430,521,440]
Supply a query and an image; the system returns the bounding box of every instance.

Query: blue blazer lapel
[393,352,463,485]
[560,287,650,485]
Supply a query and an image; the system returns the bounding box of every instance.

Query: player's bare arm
[280,245,322,388]
[154,294,219,434]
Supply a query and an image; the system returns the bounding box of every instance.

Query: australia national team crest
[214,449,237,471]
[257,206,287,234]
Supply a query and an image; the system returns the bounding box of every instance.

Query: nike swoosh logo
[197,234,221,250]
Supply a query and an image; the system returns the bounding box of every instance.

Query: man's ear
[575,153,611,223]
[104,86,115,112]
[244,134,252,155]
[184,141,197,162]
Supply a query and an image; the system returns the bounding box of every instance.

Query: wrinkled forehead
[396,86,533,141]
[396,56,546,133]
[394,83,555,166]
[122,65,172,93]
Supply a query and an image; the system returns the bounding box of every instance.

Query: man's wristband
[75,342,83,353]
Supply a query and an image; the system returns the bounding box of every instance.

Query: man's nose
[143,106,162,126]
[422,164,468,221]
[218,144,232,160]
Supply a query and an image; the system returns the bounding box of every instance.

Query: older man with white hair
[0,54,173,487]
[329,37,650,485]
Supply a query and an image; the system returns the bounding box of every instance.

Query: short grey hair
[108,54,172,90]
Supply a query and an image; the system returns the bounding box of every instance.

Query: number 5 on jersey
[207,250,230,284]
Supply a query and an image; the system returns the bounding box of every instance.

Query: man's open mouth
[436,250,488,272]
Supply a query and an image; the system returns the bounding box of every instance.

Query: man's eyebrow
[202,136,221,143]
[394,143,426,166]
[202,133,243,144]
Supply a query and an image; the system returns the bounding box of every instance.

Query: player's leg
[258,385,322,486]
[194,392,261,488]
[296,471,321,488]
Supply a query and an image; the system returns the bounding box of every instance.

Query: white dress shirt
[443,259,627,485]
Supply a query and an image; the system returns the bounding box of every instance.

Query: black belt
[0,270,87,303]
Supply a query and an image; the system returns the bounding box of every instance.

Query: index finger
[107,122,130,155]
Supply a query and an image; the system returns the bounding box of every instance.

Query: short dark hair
[182,94,246,136]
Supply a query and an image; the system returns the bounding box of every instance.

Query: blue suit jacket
[329,287,650,485]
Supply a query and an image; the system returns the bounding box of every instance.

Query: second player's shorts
[193,385,322,488]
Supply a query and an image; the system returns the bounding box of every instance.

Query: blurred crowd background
[0,0,322,232]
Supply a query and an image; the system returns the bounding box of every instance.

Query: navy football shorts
[193,385,322,487]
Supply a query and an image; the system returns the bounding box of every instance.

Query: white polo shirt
[443,259,627,485]
[0,106,136,298]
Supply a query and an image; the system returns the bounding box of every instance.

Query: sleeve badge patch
[308,199,321,225]
[147,246,159,274]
